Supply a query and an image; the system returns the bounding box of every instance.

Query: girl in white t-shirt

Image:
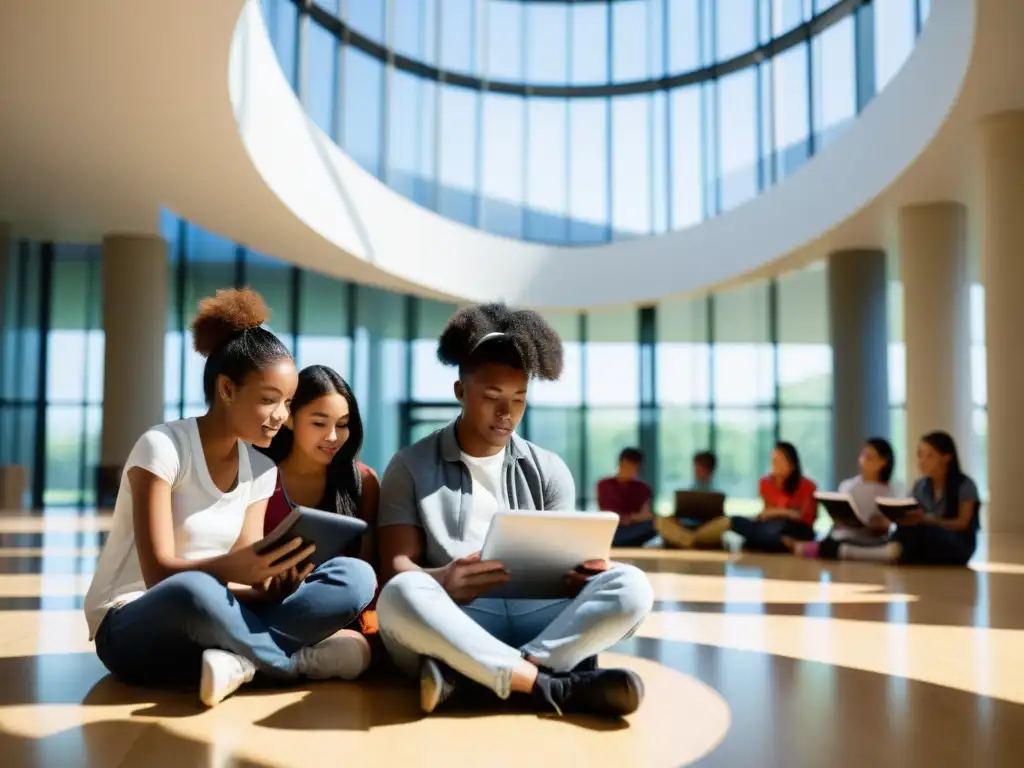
[784,437,897,559]
[84,289,377,707]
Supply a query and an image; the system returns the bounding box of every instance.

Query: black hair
[864,437,895,484]
[619,447,644,465]
[920,430,964,519]
[191,288,292,405]
[775,441,804,495]
[257,365,365,517]
[693,450,717,473]
[437,303,563,381]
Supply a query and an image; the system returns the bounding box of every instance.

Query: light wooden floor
[1,511,1021,767]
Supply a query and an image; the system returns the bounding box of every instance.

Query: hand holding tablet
[253,506,368,572]
[433,552,510,604]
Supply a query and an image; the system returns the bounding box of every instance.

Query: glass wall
[260,0,926,244]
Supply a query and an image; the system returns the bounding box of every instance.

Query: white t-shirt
[460,450,506,552]
[832,475,895,542]
[84,418,277,638]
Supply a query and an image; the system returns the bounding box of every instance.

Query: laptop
[674,490,726,526]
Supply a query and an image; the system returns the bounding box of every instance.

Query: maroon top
[597,477,653,523]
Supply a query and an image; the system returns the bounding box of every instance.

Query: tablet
[815,491,865,528]
[480,510,619,599]
[254,506,368,571]
[876,497,920,524]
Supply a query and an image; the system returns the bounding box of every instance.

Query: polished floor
[0,510,1021,767]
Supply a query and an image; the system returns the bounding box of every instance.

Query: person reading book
[257,364,381,640]
[375,304,653,718]
[785,438,896,559]
[83,289,377,708]
[832,431,980,566]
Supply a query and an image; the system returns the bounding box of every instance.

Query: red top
[759,474,818,526]
[596,477,653,523]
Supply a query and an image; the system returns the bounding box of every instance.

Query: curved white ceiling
[232,0,973,308]
[5,0,1024,310]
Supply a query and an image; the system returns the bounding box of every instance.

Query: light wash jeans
[376,564,654,699]
[95,557,377,685]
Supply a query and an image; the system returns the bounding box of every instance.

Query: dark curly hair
[191,288,292,405]
[437,303,563,381]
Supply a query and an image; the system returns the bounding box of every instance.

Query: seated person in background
[832,431,979,566]
[83,290,377,709]
[375,304,653,719]
[786,437,896,559]
[656,449,724,549]
[257,364,381,643]
[597,448,658,548]
[687,441,817,553]
[691,450,717,491]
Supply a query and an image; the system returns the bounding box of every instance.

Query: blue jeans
[613,520,658,547]
[731,516,815,553]
[376,564,654,699]
[894,525,976,565]
[94,556,376,686]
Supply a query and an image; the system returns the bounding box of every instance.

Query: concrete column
[828,249,890,485]
[898,203,972,463]
[978,111,1024,534]
[98,234,167,505]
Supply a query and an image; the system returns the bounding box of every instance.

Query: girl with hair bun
[84,288,377,708]
[376,303,654,720]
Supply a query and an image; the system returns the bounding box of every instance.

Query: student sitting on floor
[832,431,980,566]
[83,289,377,708]
[597,447,658,548]
[785,437,896,559]
[257,364,381,642]
[656,450,724,549]
[688,442,817,553]
[375,303,653,718]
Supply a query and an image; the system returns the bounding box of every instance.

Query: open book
[876,497,920,524]
[814,491,865,528]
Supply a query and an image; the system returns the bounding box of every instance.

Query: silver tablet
[480,510,620,599]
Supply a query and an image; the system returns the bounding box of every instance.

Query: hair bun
[191,288,271,358]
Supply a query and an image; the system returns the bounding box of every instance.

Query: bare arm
[929,499,976,532]
[130,468,311,591]
[130,467,242,588]
[379,524,430,583]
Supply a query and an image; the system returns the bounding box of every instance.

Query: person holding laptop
[785,437,896,559]
[375,304,653,718]
[655,450,724,549]
[257,364,381,642]
[832,431,980,565]
[84,290,377,708]
[597,448,658,547]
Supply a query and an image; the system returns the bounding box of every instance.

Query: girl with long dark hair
[84,290,377,708]
[786,437,897,559]
[257,365,380,636]
[838,431,980,565]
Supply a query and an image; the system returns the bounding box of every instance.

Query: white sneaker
[296,632,371,681]
[200,649,256,707]
[722,530,745,555]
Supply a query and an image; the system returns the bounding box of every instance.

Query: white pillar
[828,249,890,485]
[899,203,972,464]
[98,234,167,505]
[978,111,1024,534]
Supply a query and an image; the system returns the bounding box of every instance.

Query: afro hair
[437,303,563,381]
[191,287,271,358]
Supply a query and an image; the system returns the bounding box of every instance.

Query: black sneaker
[419,657,457,713]
[533,668,645,718]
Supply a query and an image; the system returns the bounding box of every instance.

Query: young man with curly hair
[376,304,653,718]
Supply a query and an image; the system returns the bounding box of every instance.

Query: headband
[469,331,508,353]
